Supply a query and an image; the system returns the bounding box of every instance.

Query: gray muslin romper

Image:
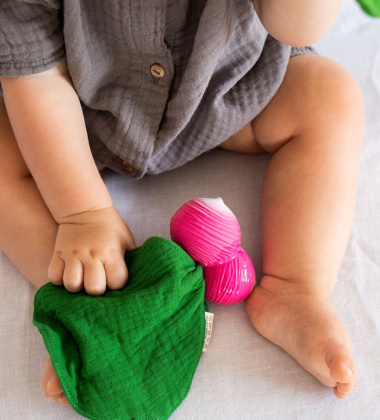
[0,0,316,179]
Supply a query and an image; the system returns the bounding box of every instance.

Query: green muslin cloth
[33,237,207,420]
[356,0,380,16]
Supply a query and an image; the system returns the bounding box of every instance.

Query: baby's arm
[252,0,343,47]
[0,62,135,295]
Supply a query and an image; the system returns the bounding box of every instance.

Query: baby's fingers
[48,255,65,286]
[105,256,128,290]
[63,258,83,293]
[83,260,106,296]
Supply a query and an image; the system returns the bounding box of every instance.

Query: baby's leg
[0,97,69,405]
[222,54,364,398]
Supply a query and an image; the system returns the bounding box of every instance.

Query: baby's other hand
[48,206,136,295]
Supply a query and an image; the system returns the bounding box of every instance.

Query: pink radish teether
[170,198,255,305]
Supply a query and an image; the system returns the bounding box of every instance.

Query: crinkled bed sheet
[1,1,379,418]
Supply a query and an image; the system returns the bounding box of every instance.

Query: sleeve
[0,0,65,77]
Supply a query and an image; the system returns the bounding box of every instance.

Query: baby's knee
[291,56,365,147]
[317,59,363,125]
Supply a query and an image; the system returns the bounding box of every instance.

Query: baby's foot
[246,276,357,398]
[42,356,70,406]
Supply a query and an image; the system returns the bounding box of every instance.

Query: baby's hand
[48,206,136,295]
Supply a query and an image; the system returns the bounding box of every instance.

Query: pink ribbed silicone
[202,248,255,305]
[170,198,256,305]
[170,198,241,266]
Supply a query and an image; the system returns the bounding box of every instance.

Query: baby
[0,0,364,406]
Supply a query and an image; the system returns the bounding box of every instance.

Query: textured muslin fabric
[33,237,207,420]
[0,0,315,178]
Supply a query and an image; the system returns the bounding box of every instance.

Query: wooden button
[122,161,134,172]
[150,64,165,78]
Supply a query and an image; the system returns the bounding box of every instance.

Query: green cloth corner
[356,0,380,16]
[33,237,207,420]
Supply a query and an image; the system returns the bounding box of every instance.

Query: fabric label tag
[202,312,214,352]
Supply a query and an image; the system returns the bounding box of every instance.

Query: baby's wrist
[55,201,115,225]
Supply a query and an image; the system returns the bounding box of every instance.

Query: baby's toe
[327,349,357,398]
[46,377,64,397]
[328,352,355,382]
[42,357,69,405]
[57,395,71,406]
[334,379,356,399]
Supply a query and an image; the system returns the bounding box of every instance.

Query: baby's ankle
[258,274,332,300]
